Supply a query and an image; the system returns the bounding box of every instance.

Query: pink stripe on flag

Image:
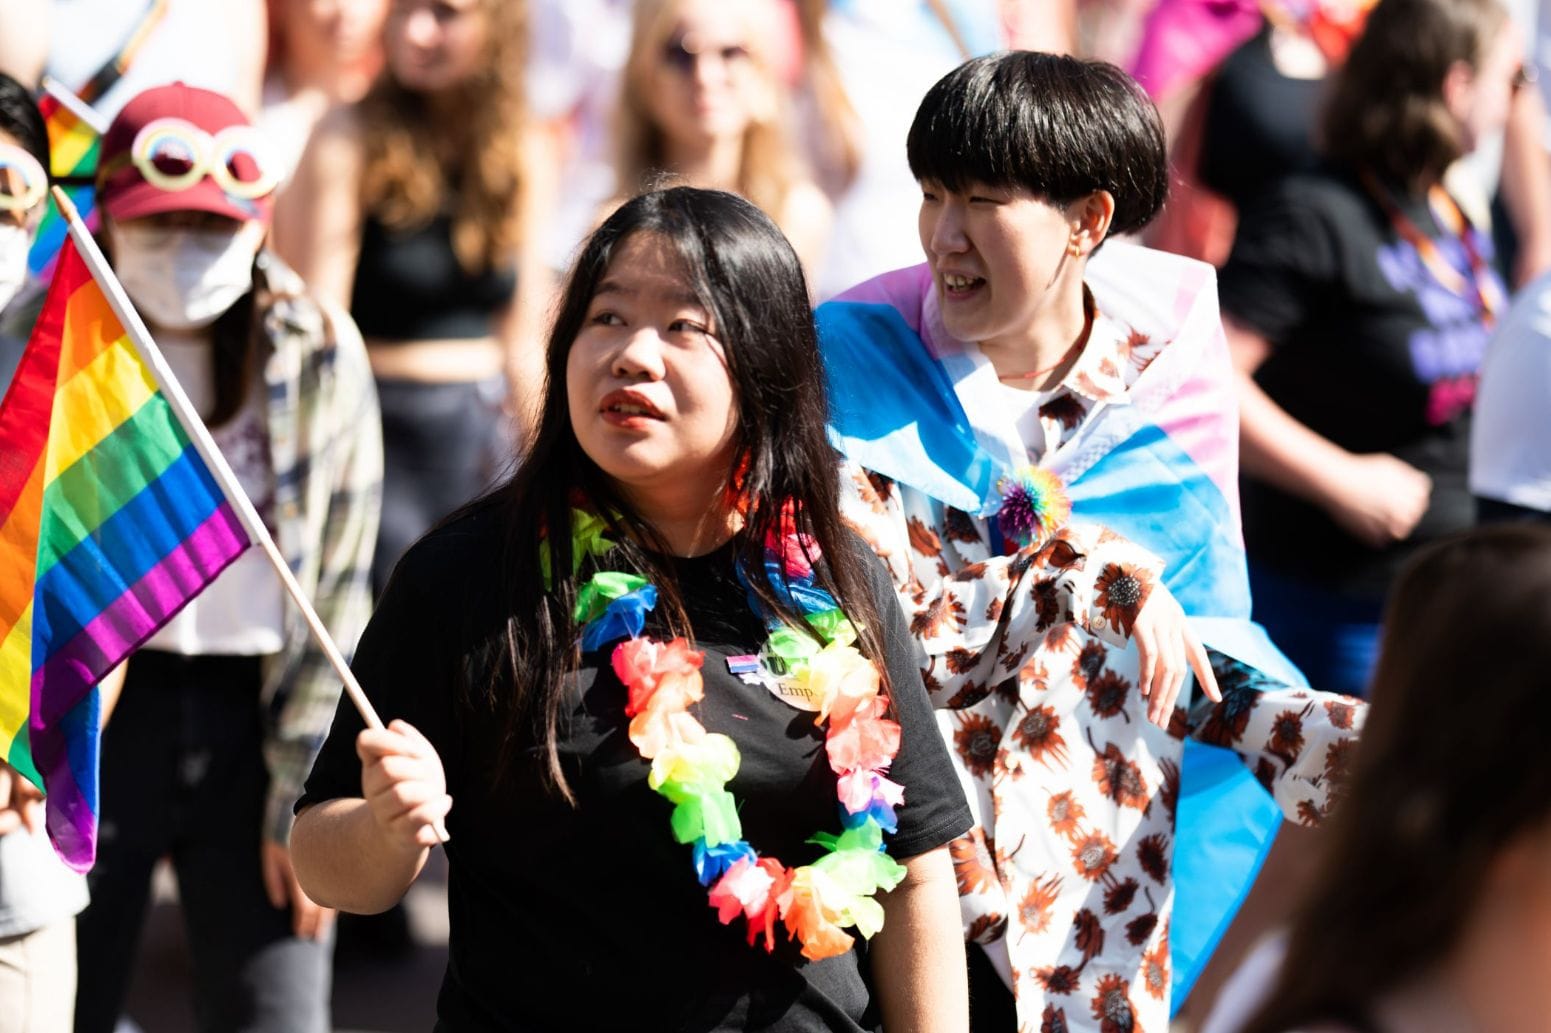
[832,264,931,335]
[31,502,247,726]
[1172,261,1212,324]
[29,503,246,870]
[1152,332,1245,529]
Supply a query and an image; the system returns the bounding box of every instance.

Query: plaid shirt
[253,253,382,844]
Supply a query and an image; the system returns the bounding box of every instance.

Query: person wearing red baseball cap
[94,81,278,329]
[73,82,383,1033]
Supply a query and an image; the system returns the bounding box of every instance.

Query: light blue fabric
[817,298,1299,1010]
[822,302,997,514]
[826,0,1002,58]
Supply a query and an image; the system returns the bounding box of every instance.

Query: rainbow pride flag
[0,238,250,870]
[28,84,106,280]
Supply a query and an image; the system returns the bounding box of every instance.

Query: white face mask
[0,223,32,314]
[113,221,264,331]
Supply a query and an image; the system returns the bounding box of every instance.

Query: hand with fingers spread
[357,719,452,855]
[1130,584,1221,728]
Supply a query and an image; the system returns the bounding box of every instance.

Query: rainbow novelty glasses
[107,117,278,201]
[0,143,47,228]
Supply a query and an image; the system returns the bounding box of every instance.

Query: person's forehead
[669,0,752,41]
[593,274,704,310]
[597,235,704,307]
[918,176,1039,197]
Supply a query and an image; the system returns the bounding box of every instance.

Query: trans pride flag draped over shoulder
[0,238,249,870]
[815,243,1303,1009]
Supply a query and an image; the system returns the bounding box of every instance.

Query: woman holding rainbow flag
[292,187,973,1031]
[816,52,1367,1032]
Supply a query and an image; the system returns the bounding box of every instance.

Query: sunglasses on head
[104,117,278,200]
[660,37,750,74]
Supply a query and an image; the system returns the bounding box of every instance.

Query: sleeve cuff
[1074,536,1165,646]
[265,786,299,845]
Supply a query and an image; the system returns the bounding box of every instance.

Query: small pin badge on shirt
[726,655,761,675]
[726,654,820,712]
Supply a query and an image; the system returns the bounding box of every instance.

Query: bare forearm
[270,108,363,307]
[503,124,562,440]
[290,799,428,914]
[1500,84,1551,285]
[98,661,128,725]
[1228,319,1432,545]
[870,846,969,1032]
[1235,367,1351,508]
[502,270,555,440]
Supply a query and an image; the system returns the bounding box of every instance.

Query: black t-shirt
[1218,167,1496,597]
[1198,27,1323,210]
[299,503,971,1032]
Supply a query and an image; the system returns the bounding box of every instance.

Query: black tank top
[349,212,518,341]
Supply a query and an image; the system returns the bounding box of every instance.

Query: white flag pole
[40,77,111,136]
[51,186,385,734]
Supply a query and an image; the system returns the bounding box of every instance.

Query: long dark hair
[1243,524,1551,1033]
[1321,0,1505,189]
[476,186,891,801]
[205,269,258,428]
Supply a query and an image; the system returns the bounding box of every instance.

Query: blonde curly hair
[357,0,528,272]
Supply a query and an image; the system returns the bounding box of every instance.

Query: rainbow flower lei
[566,506,908,961]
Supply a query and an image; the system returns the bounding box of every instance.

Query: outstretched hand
[1131,586,1221,727]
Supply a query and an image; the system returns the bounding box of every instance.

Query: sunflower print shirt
[838,469,1365,1033]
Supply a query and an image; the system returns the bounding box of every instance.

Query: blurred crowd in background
[4,0,1551,1031]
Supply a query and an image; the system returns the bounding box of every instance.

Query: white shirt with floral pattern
[837,307,1365,1033]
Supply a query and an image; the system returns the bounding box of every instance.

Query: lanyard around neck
[1361,169,1505,327]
